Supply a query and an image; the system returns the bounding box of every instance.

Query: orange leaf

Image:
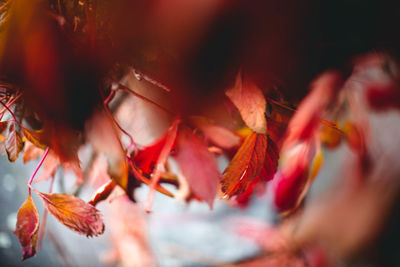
[234,137,279,206]
[14,195,40,260]
[226,71,267,134]
[34,190,104,237]
[5,122,24,162]
[221,132,268,197]
[22,141,43,163]
[176,127,220,208]
[88,180,117,206]
[319,123,342,149]
[22,128,47,149]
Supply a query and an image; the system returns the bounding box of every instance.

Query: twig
[126,156,173,197]
[118,83,174,115]
[266,96,343,132]
[0,94,23,127]
[28,147,50,194]
[133,68,171,92]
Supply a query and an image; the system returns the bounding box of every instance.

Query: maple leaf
[226,71,267,134]
[221,131,268,197]
[5,121,24,162]
[14,195,40,260]
[175,127,220,208]
[33,189,104,237]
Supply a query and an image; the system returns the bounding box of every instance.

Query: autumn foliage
[0,0,400,266]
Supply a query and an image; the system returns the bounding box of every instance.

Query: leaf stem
[132,69,171,92]
[266,96,343,132]
[103,103,136,155]
[0,96,23,128]
[118,83,174,115]
[28,147,50,194]
[126,157,173,197]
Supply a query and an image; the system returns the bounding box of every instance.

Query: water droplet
[134,70,143,81]
[111,82,119,91]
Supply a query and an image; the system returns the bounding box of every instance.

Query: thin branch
[118,83,174,115]
[266,96,343,132]
[126,156,173,197]
[133,69,171,92]
[0,95,23,127]
[28,147,50,194]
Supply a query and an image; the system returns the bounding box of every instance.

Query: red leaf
[258,137,279,182]
[133,134,170,175]
[5,122,24,162]
[175,127,220,208]
[33,189,104,237]
[366,83,400,110]
[283,71,343,148]
[234,137,279,206]
[221,132,268,197]
[89,180,117,206]
[226,71,267,134]
[273,142,315,213]
[14,195,40,260]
